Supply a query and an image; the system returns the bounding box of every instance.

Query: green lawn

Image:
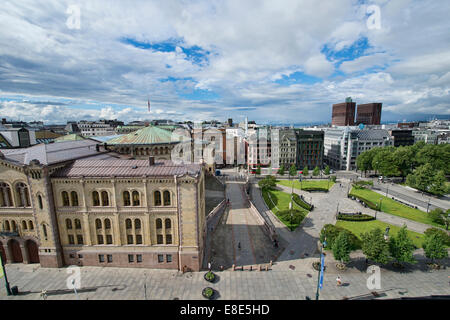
[349,187,441,228]
[277,179,334,190]
[261,189,308,230]
[336,220,425,249]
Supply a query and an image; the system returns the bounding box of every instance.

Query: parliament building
[0,140,206,271]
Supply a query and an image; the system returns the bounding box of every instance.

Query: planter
[202,287,215,300]
[427,263,441,270]
[312,261,321,271]
[335,263,346,271]
[204,271,216,283]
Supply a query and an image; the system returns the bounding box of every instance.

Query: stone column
[20,243,29,264]
[113,213,121,245]
[82,213,92,245]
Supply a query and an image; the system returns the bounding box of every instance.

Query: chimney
[149,156,155,166]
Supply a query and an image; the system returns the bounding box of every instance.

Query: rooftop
[52,159,202,178]
[106,125,185,145]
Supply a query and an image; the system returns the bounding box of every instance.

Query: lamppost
[336,202,339,218]
[0,254,12,296]
[315,238,327,300]
[385,185,389,197]
[426,197,431,214]
[376,198,383,219]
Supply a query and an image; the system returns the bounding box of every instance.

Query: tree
[417,144,450,175]
[407,163,434,193]
[258,175,276,190]
[332,231,352,265]
[424,227,450,246]
[388,225,416,265]
[289,164,297,177]
[255,165,261,175]
[324,165,330,175]
[428,208,450,230]
[372,147,400,177]
[361,228,391,264]
[393,146,414,179]
[278,164,285,176]
[313,166,320,176]
[302,166,309,176]
[423,233,448,263]
[429,170,447,197]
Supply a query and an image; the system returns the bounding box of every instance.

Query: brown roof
[52,159,202,178]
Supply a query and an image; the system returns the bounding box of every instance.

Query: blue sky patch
[321,37,371,65]
[275,71,322,85]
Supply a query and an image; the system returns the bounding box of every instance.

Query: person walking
[336,275,342,286]
[208,262,212,271]
[238,242,241,250]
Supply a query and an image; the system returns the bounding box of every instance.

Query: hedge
[292,193,313,211]
[302,187,328,192]
[349,193,378,210]
[337,214,375,221]
[424,228,450,246]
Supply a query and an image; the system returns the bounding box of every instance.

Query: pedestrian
[238,242,241,250]
[336,276,342,286]
[208,262,212,271]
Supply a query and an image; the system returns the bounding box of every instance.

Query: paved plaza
[1,172,448,300]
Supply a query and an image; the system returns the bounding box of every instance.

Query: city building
[247,127,271,171]
[412,129,439,144]
[355,103,382,125]
[323,128,393,170]
[388,129,415,147]
[0,124,37,148]
[77,120,124,137]
[331,98,356,126]
[0,141,206,271]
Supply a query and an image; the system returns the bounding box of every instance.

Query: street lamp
[336,202,339,218]
[385,185,389,197]
[426,197,431,214]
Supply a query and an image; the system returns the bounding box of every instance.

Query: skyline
[1,0,449,124]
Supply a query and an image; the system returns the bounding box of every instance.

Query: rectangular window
[106,235,113,244]
[166,234,172,244]
[77,235,83,245]
[97,234,104,245]
[166,254,172,263]
[157,254,164,263]
[137,254,142,263]
[157,235,164,244]
[107,254,113,263]
[68,235,75,245]
[127,235,133,244]
[128,254,134,263]
[99,254,105,263]
[78,254,83,259]
[136,234,142,244]
[69,254,75,258]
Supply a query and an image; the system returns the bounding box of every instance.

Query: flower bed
[302,187,328,192]
[348,193,378,210]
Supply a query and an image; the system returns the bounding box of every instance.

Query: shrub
[424,228,450,246]
[349,193,378,210]
[292,193,312,211]
[330,176,337,183]
[204,271,215,282]
[423,233,448,263]
[332,231,351,264]
[337,214,375,221]
[277,209,306,228]
[361,228,391,264]
[428,208,445,226]
[302,187,328,192]
[202,287,214,299]
[320,224,361,250]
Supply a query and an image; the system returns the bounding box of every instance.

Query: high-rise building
[331,98,356,126]
[356,103,382,125]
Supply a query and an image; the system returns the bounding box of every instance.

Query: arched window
[156,218,162,229]
[104,219,111,229]
[28,220,34,230]
[134,219,141,230]
[22,220,27,230]
[163,191,171,206]
[38,195,43,209]
[95,219,102,229]
[0,182,13,207]
[154,191,162,206]
[123,191,131,206]
[71,191,79,206]
[92,191,100,206]
[74,219,82,230]
[11,221,17,231]
[165,218,171,229]
[62,191,70,206]
[66,219,73,229]
[132,191,140,206]
[4,220,10,231]
[125,218,132,229]
[16,183,30,207]
[101,191,109,206]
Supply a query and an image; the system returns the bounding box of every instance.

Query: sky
[0,0,449,124]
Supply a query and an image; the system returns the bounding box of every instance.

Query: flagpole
[0,255,12,296]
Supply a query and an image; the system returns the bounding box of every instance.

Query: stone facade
[0,150,206,272]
